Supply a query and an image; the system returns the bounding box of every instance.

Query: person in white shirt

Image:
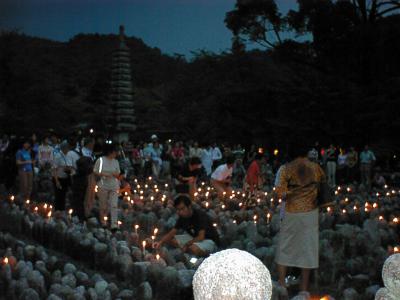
[201,144,213,176]
[211,143,223,171]
[189,141,203,158]
[52,141,73,211]
[38,136,54,170]
[93,143,121,231]
[211,156,235,199]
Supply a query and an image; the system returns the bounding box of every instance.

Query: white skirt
[275,208,319,268]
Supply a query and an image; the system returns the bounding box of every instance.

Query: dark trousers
[53,177,71,211]
[71,175,88,221]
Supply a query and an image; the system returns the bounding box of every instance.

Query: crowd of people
[1,130,399,298]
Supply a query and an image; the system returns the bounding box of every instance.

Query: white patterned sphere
[193,248,272,300]
[375,287,396,300]
[382,253,400,296]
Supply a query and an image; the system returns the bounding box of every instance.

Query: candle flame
[156,254,160,260]
[394,246,399,253]
[4,257,9,264]
[68,209,73,215]
[393,217,399,223]
[154,228,158,235]
[47,211,52,218]
[135,224,139,229]
[10,195,14,201]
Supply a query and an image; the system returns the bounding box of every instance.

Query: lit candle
[379,216,384,221]
[142,240,147,255]
[205,202,209,209]
[151,235,155,247]
[153,228,159,236]
[239,202,243,207]
[267,213,271,224]
[393,217,399,224]
[34,206,38,213]
[47,211,52,222]
[394,246,399,253]
[342,209,346,214]
[253,215,257,224]
[373,203,378,208]
[44,203,48,209]
[94,185,98,192]
[156,254,160,260]
[327,207,331,213]
[118,221,122,228]
[68,209,73,220]
[221,204,226,210]
[134,224,139,234]
[213,223,218,227]
[104,216,108,223]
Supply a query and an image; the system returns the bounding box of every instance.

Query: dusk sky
[1,0,296,56]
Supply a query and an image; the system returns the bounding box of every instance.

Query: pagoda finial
[119,25,125,36]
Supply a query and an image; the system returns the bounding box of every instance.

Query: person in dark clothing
[175,157,202,200]
[153,194,218,256]
[71,156,94,221]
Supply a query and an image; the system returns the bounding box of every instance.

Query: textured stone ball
[382,253,400,296]
[375,287,396,300]
[193,248,272,300]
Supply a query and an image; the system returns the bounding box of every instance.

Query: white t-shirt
[67,150,81,170]
[338,154,348,166]
[211,147,222,161]
[211,164,232,181]
[94,156,120,190]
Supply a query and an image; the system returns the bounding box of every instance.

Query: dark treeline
[1,0,400,153]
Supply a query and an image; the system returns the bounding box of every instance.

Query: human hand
[153,241,162,250]
[55,181,62,189]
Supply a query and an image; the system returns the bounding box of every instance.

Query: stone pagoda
[108,25,136,142]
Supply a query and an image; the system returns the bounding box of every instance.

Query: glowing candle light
[117,220,122,228]
[278,199,282,203]
[156,254,160,260]
[347,187,351,192]
[221,204,226,209]
[194,192,198,197]
[373,203,378,208]
[165,183,168,188]
[134,224,139,234]
[140,190,144,194]
[342,209,346,214]
[239,202,243,207]
[393,217,399,224]
[335,191,338,195]
[242,193,245,198]
[345,198,349,202]
[205,202,209,208]
[34,206,38,213]
[68,208,73,217]
[95,185,98,193]
[365,202,369,207]
[154,228,159,236]
[394,246,399,253]
[264,192,268,196]
[104,216,108,223]
[130,200,134,205]
[379,216,384,221]
[145,184,148,189]
[47,211,52,220]
[26,199,30,205]
[223,191,226,196]
[327,207,331,213]
[253,215,257,223]
[4,257,9,265]
[44,203,48,209]
[233,220,237,224]
[353,205,357,211]
[10,195,15,201]
[142,240,146,254]
[155,189,159,192]
[270,198,274,203]
[384,184,388,189]
[257,198,261,204]
[140,196,144,200]
[213,223,218,227]
[148,176,152,181]
[337,186,341,191]
[198,188,202,192]
[150,196,154,201]
[365,207,369,212]
[267,213,271,223]
[201,182,205,186]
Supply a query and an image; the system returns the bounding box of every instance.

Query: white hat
[151,134,158,140]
